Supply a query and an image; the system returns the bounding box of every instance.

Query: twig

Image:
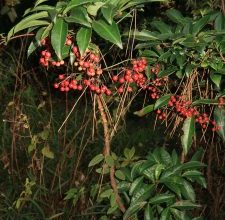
[96,95,126,213]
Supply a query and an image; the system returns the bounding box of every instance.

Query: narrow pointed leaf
[181,116,195,155]
[76,27,92,56]
[123,202,147,220]
[101,4,116,25]
[134,104,154,117]
[92,20,122,49]
[51,17,68,60]
[154,94,171,109]
[63,0,93,14]
[88,154,104,167]
[144,203,153,220]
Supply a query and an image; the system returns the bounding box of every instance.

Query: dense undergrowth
[1,0,225,219]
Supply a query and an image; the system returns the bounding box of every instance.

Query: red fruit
[54,83,59,89]
[77,85,83,90]
[112,75,118,82]
[72,46,78,54]
[105,90,112,96]
[96,69,103,75]
[59,74,65,80]
[60,60,65,65]
[45,52,51,59]
[127,86,133,92]
[66,39,72,46]
[84,62,90,68]
[90,54,95,60]
[119,77,125,84]
[118,87,124,93]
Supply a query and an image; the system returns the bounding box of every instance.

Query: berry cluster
[166,95,221,131]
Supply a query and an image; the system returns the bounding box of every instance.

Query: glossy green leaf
[144,203,153,220]
[181,116,195,155]
[166,8,185,24]
[214,107,225,141]
[149,194,175,205]
[154,94,171,109]
[161,207,171,220]
[131,184,155,204]
[151,20,172,33]
[210,73,222,88]
[88,154,104,167]
[192,99,218,106]
[155,164,165,180]
[192,15,210,35]
[159,148,172,165]
[129,176,144,196]
[76,27,92,56]
[7,11,49,41]
[120,0,167,12]
[181,161,205,171]
[181,180,196,202]
[92,20,122,49]
[64,7,91,28]
[51,17,68,60]
[100,189,113,198]
[63,0,93,14]
[172,201,201,210]
[115,170,126,180]
[87,2,105,16]
[123,202,147,220]
[215,12,224,31]
[101,4,116,25]
[158,66,178,78]
[134,104,154,117]
[125,30,158,41]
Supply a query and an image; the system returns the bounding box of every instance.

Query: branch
[96,95,126,213]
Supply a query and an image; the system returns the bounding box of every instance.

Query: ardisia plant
[3,0,225,219]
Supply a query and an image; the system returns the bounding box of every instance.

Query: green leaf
[63,0,93,14]
[129,176,144,196]
[7,11,49,41]
[149,194,175,205]
[161,207,171,220]
[87,2,105,16]
[181,116,195,155]
[92,20,122,49]
[120,0,167,12]
[214,107,225,141]
[151,20,172,33]
[158,66,178,78]
[131,184,155,204]
[41,146,54,159]
[134,104,154,117]
[166,9,185,24]
[76,27,92,56]
[64,7,91,28]
[27,41,39,58]
[144,203,153,220]
[154,94,172,109]
[105,155,114,167]
[115,170,126,180]
[181,161,206,170]
[210,73,222,88]
[215,12,224,31]
[101,4,117,25]
[125,30,158,41]
[123,202,147,220]
[155,164,165,180]
[182,170,203,178]
[172,201,201,210]
[88,154,104,167]
[100,189,113,198]
[51,17,68,60]
[181,180,196,202]
[192,99,218,106]
[159,148,172,165]
[192,15,210,35]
